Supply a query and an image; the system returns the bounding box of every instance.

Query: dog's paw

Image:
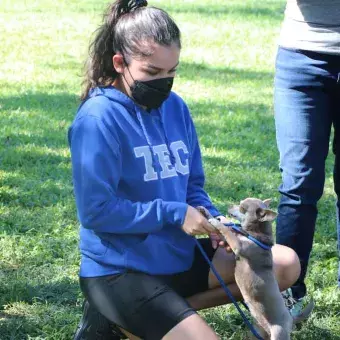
[208,218,220,228]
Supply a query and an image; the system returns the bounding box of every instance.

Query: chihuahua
[198,198,292,340]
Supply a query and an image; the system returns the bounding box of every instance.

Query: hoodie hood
[88,86,136,112]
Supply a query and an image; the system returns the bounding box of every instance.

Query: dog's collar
[223,222,273,251]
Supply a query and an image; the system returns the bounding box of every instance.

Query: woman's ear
[112,54,125,74]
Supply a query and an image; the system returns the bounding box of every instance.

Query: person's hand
[210,215,233,252]
[210,232,225,249]
[181,206,216,236]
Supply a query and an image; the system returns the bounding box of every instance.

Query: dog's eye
[240,206,246,214]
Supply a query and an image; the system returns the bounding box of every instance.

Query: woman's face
[113,42,180,97]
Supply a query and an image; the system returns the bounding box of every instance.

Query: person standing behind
[274,0,340,323]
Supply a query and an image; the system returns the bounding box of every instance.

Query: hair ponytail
[80,0,180,101]
[81,0,147,100]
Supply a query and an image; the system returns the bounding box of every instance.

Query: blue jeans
[274,47,340,298]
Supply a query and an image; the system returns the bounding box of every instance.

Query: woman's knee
[162,314,219,340]
[208,247,236,288]
[272,244,301,291]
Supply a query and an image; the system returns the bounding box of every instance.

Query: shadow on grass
[178,61,274,85]
[0,312,28,340]
[0,277,79,308]
[0,145,73,215]
[0,301,78,340]
[0,91,79,122]
[0,90,78,216]
[0,62,275,118]
[187,99,277,166]
[0,266,82,339]
[0,262,80,324]
[0,133,70,172]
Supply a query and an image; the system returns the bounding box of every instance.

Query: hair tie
[134,0,148,8]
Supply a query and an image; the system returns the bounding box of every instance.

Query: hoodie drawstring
[135,108,176,173]
[136,109,161,173]
[159,109,177,166]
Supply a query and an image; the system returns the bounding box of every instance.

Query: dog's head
[228,198,277,233]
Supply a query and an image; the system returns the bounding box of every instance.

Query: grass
[0,0,339,339]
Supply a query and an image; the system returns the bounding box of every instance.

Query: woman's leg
[186,248,239,310]
[122,311,219,340]
[80,272,219,340]
[186,244,300,311]
[162,314,219,340]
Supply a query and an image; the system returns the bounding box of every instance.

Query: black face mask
[125,67,174,109]
[130,77,174,110]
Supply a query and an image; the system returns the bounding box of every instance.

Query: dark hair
[81,0,181,100]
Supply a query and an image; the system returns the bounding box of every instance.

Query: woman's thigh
[79,239,220,339]
[208,247,236,289]
[207,243,300,291]
[163,237,236,293]
[162,313,219,340]
[80,272,196,340]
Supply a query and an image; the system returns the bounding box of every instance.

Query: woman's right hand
[181,206,216,236]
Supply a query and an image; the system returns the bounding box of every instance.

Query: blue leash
[222,222,272,251]
[194,221,271,340]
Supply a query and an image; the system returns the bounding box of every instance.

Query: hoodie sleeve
[69,114,188,234]
[185,114,221,217]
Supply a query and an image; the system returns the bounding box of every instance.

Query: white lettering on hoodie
[134,141,190,181]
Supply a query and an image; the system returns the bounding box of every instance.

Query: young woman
[69,1,301,339]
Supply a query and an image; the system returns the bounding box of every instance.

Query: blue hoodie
[68,86,220,277]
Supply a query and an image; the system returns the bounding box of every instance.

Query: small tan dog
[199,198,292,340]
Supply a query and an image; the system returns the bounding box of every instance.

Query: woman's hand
[181,206,216,236]
[210,215,232,252]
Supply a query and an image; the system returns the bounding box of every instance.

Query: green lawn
[0,0,339,339]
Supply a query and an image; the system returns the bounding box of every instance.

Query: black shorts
[80,238,216,340]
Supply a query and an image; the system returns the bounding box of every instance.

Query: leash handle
[194,238,264,340]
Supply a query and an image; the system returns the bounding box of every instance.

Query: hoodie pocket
[124,234,152,268]
[80,228,109,257]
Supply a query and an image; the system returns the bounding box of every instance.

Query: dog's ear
[256,208,277,222]
[262,199,272,208]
